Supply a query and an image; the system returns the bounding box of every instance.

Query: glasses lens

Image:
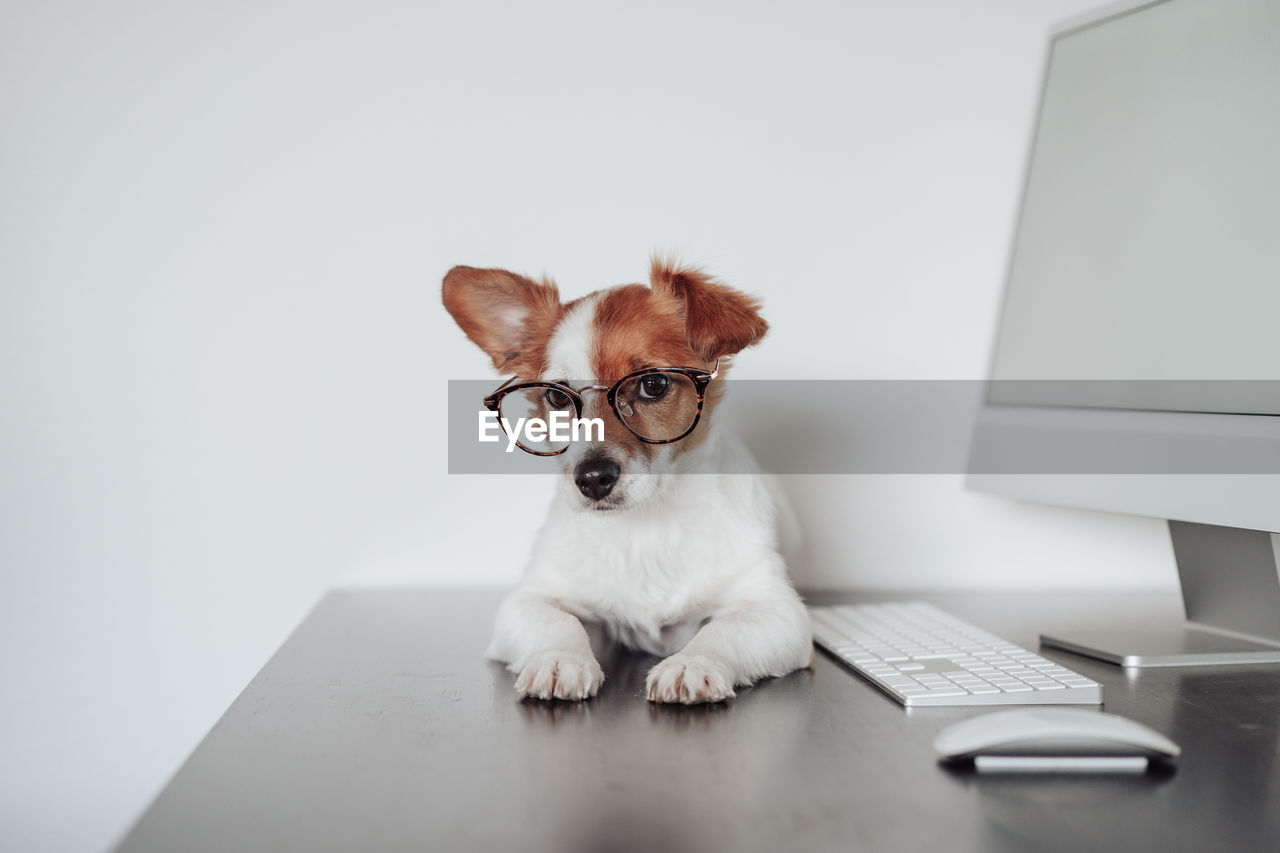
[614,372,700,442]
[497,384,576,454]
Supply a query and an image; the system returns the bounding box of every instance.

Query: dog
[442,258,813,704]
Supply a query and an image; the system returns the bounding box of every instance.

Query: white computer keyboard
[810,601,1102,707]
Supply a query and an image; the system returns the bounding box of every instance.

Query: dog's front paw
[646,653,736,704]
[514,650,604,701]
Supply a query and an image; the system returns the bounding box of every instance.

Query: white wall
[0,2,1176,850]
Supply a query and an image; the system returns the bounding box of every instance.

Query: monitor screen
[989,0,1280,415]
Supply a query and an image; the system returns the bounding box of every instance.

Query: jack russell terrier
[443,259,812,704]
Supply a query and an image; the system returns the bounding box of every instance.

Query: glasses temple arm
[483,375,521,406]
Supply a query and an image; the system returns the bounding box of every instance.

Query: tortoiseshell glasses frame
[482,364,719,456]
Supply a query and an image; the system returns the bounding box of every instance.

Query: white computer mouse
[935,709,1180,762]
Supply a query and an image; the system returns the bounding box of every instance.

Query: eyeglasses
[482,364,719,456]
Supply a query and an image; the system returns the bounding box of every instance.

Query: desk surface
[116,589,1280,853]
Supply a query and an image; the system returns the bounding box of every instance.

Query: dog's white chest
[535,498,764,655]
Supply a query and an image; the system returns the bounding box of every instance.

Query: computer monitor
[967,0,1280,666]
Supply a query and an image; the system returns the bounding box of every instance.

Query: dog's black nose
[574,458,620,500]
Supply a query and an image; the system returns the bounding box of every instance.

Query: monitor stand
[1041,521,1280,667]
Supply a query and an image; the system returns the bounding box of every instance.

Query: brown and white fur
[442,259,813,704]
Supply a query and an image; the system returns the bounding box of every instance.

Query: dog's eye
[638,374,669,401]
[544,387,572,409]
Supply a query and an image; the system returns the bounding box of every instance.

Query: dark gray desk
[116,589,1280,852]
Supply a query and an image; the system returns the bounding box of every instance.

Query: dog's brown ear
[650,258,768,362]
[442,266,561,372]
